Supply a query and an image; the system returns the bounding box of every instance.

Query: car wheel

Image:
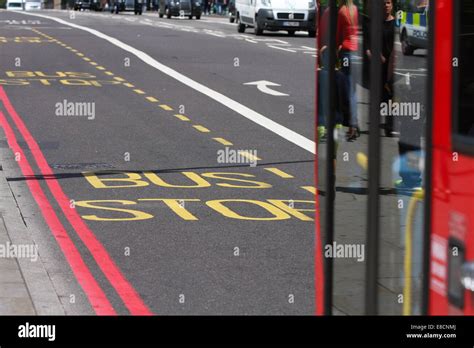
[159,12,163,17]
[237,15,245,33]
[401,30,414,56]
[288,30,295,36]
[308,29,316,38]
[196,15,201,19]
[166,8,171,18]
[189,15,193,19]
[254,21,263,36]
[229,16,235,23]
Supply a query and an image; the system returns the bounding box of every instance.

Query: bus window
[377,0,429,315]
[453,0,474,143]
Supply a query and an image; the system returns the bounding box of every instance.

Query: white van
[25,0,42,10]
[6,0,42,10]
[236,0,316,37]
[6,0,23,10]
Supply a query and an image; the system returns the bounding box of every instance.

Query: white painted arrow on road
[243,80,289,97]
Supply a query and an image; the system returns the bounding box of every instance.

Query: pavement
[0,126,66,315]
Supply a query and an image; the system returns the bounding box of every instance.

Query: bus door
[316,0,432,315]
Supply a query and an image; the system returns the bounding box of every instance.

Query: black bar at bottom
[0,316,473,345]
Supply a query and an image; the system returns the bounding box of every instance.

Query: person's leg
[340,51,359,139]
[335,70,349,126]
[318,69,328,127]
[317,68,328,140]
[346,52,358,128]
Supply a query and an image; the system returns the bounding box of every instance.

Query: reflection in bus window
[456,0,474,138]
[399,0,427,12]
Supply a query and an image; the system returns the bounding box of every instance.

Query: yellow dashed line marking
[174,114,190,121]
[159,104,173,111]
[238,150,261,161]
[301,186,316,194]
[212,137,233,146]
[34,32,230,155]
[193,125,210,133]
[264,168,294,178]
[146,97,159,102]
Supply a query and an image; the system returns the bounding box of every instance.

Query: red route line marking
[0,110,116,315]
[0,87,153,316]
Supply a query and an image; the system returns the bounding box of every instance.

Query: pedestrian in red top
[337,0,359,141]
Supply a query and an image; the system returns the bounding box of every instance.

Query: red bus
[429,0,474,315]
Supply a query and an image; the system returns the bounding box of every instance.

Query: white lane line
[267,45,297,53]
[202,29,227,37]
[395,68,427,72]
[394,72,427,77]
[18,11,315,154]
[200,18,236,26]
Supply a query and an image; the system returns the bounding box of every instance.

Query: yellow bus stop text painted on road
[83,171,273,190]
[74,199,315,222]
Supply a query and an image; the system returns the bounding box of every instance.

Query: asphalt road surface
[0,9,317,315]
